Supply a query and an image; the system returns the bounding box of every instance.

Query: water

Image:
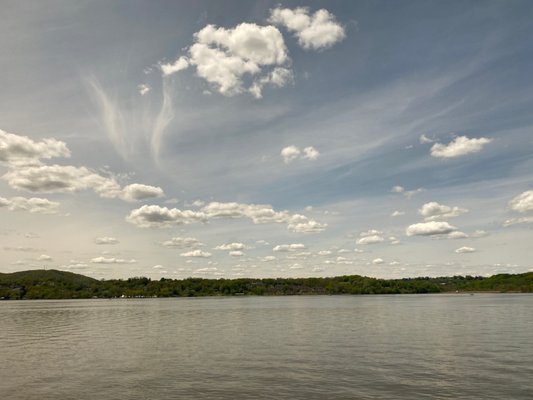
[1,294,532,399]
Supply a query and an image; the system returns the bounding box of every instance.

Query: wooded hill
[1,269,532,299]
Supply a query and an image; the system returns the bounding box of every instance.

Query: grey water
[1,294,532,399]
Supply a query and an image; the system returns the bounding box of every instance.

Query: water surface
[1,294,532,399]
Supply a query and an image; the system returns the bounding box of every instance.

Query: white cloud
[3,164,164,202]
[121,184,164,201]
[160,56,189,76]
[302,146,320,160]
[419,134,435,144]
[0,129,70,166]
[281,145,319,163]
[38,254,52,261]
[430,135,492,158]
[356,235,384,245]
[202,202,326,233]
[503,216,533,227]
[281,145,301,163]
[391,185,405,193]
[261,256,276,262]
[356,229,384,245]
[126,205,207,228]
[193,267,221,275]
[406,221,457,236]
[249,67,294,98]
[455,246,476,254]
[229,250,244,257]
[391,185,423,198]
[318,250,332,256]
[215,242,247,251]
[391,210,405,217]
[129,202,326,233]
[180,250,212,258]
[289,263,303,270]
[419,202,468,221]
[138,84,151,96]
[0,196,60,214]
[167,22,290,98]
[162,237,203,248]
[273,243,306,252]
[447,231,469,239]
[372,258,384,265]
[95,237,119,245]
[508,190,533,213]
[91,257,137,264]
[269,7,345,50]
[389,236,401,245]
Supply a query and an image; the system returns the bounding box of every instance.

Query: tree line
[0,269,532,300]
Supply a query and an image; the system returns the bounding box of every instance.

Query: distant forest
[1,270,532,300]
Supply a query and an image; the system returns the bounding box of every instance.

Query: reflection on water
[1,295,532,399]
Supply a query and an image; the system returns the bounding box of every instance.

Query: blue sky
[1,0,532,279]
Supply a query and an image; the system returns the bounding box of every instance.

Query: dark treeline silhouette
[1,270,532,300]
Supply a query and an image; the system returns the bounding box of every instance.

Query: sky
[1,0,532,280]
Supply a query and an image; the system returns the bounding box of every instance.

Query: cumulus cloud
[0,129,70,166]
[160,56,189,76]
[406,221,457,236]
[356,229,384,245]
[163,22,291,98]
[161,236,203,248]
[138,84,151,96]
[126,202,326,233]
[389,236,401,245]
[121,183,164,201]
[318,250,332,256]
[3,163,164,202]
[447,231,469,239]
[273,243,306,252]
[180,250,212,258]
[391,210,405,217]
[91,257,137,264]
[508,190,533,213]
[0,196,60,214]
[202,202,327,233]
[126,205,207,228]
[302,146,320,160]
[38,254,53,261]
[215,242,247,251]
[269,7,345,50]
[390,185,424,198]
[95,237,119,245]
[229,250,244,257]
[281,145,300,163]
[430,136,492,158]
[455,246,476,254]
[281,145,319,163]
[372,258,384,265]
[419,202,468,221]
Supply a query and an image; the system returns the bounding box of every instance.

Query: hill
[1,270,532,300]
